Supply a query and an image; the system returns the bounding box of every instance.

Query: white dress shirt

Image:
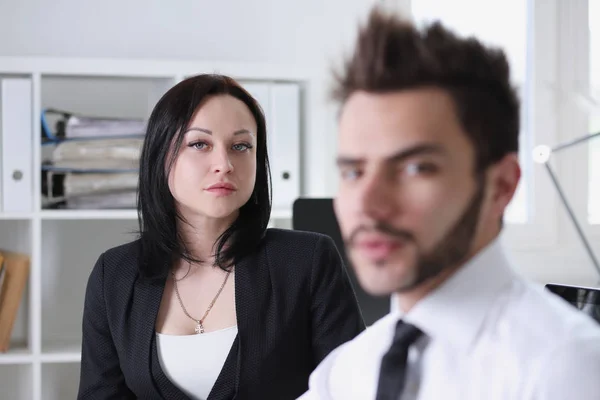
[156,325,238,400]
[299,238,600,400]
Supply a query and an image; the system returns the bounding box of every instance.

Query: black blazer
[78,228,365,400]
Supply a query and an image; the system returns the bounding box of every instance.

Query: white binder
[269,83,300,212]
[241,82,272,163]
[0,78,33,213]
[241,82,301,213]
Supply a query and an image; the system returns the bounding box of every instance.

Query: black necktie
[375,320,423,400]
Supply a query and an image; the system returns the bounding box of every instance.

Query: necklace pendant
[195,321,204,334]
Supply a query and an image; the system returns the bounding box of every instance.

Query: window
[410,0,530,223]
[588,0,600,224]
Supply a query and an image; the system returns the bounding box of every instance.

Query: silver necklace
[172,268,232,334]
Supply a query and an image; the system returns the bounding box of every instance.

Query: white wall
[0,0,366,64]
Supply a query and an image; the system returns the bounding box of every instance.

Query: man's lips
[353,239,405,260]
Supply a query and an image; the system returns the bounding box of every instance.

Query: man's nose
[358,174,397,220]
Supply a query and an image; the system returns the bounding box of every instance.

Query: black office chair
[292,197,390,326]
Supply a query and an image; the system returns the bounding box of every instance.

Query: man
[299,6,600,400]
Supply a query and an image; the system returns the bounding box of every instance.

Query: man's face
[334,88,515,296]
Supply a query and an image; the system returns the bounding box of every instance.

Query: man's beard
[345,176,485,293]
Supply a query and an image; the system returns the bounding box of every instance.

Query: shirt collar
[391,236,517,351]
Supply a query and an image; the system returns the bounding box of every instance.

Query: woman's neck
[176,210,239,263]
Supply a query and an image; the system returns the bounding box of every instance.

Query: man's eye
[405,162,438,176]
[340,168,362,180]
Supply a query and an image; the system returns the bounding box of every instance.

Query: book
[0,250,30,352]
[0,254,5,306]
[50,137,144,162]
[41,109,146,140]
[65,189,137,209]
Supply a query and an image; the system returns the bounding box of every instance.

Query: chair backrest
[292,197,390,326]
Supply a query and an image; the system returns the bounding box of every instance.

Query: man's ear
[489,153,521,218]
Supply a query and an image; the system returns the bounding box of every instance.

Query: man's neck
[395,234,499,313]
[395,265,459,313]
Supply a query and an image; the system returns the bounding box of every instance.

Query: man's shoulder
[311,312,397,365]
[500,279,600,355]
[328,312,398,361]
[507,282,600,396]
[305,313,398,399]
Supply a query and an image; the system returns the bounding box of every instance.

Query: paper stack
[41,109,145,209]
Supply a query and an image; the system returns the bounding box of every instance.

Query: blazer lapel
[227,245,271,398]
[129,274,174,399]
[207,250,265,400]
[131,271,192,399]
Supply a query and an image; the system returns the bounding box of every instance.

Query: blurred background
[0,0,598,398]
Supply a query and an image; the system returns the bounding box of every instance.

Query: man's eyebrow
[385,144,446,163]
[336,143,446,166]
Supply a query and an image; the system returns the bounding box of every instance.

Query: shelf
[41,220,138,351]
[0,364,33,399]
[0,213,33,220]
[42,362,80,400]
[0,219,32,254]
[41,342,81,363]
[40,209,138,220]
[41,75,174,121]
[0,346,33,365]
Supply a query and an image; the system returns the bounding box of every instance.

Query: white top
[156,326,238,400]
[299,238,600,400]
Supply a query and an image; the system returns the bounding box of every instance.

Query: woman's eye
[189,142,208,150]
[232,143,252,152]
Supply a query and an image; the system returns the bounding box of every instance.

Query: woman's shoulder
[92,238,142,282]
[261,228,343,268]
[101,238,142,265]
[263,228,338,252]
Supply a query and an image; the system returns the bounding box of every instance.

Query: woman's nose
[211,148,234,174]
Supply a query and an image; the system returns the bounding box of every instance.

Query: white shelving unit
[0,56,307,399]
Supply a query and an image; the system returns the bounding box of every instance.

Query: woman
[77,74,365,400]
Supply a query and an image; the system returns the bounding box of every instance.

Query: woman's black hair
[137,74,271,279]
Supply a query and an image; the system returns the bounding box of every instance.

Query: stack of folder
[41,109,144,209]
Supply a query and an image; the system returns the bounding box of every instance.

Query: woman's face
[168,94,258,221]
